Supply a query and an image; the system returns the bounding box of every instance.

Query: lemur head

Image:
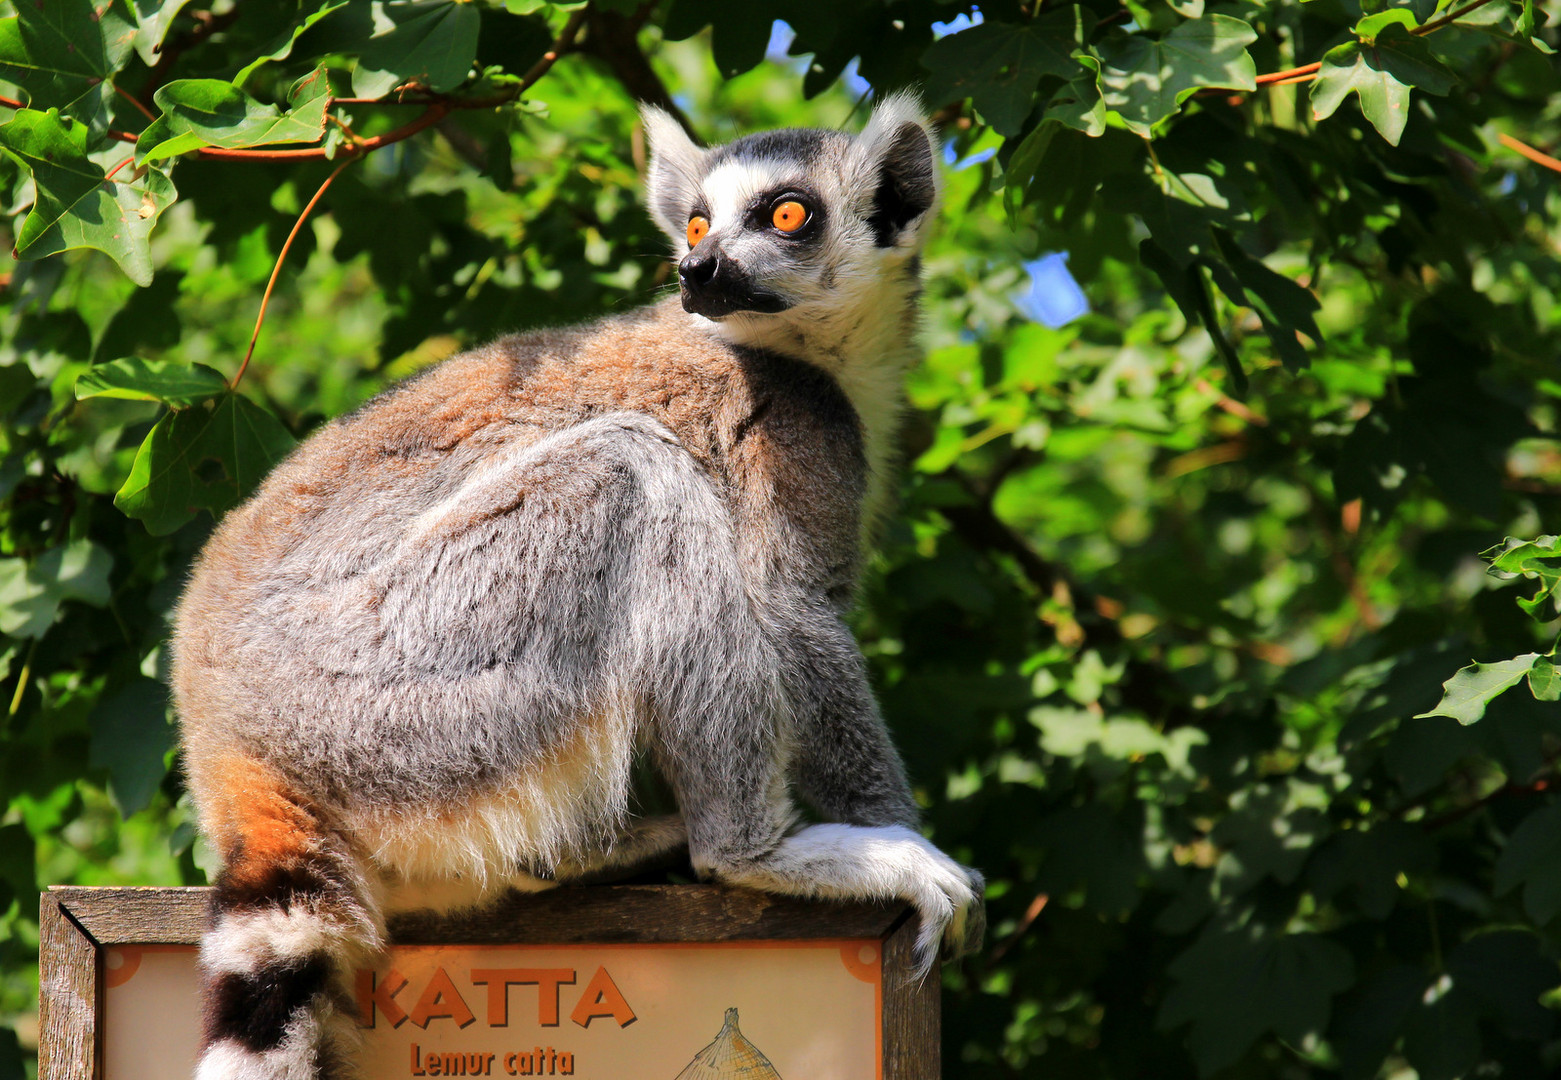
[642,94,939,360]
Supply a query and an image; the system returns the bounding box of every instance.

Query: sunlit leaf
[921,12,1089,136]
[233,1,356,84]
[0,0,136,133]
[0,109,176,286]
[0,541,114,639]
[1529,655,1560,701]
[1416,655,1541,725]
[1309,25,1457,145]
[76,358,230,408]
[1484,535,1561,619]
[130,0,199,67]
[352,0,481,99]
[137,71,331,163]
[1099,15,1258,136]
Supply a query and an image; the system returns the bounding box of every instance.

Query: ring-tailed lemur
[172,93,984,1080]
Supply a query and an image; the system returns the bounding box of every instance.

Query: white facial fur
[642,93,940,538]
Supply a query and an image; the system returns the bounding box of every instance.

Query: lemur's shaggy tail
[193,760,382,1080]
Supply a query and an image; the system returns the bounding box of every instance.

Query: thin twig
[1424,777,1551,831]
[113,83,157,123]
[1499,132,1561,175]
[516,6,591,93]
[1255,61,1321,86]
[1195,377,1269,426]
[983,893,1049,969]
[231,159,354,389]
[328,96,437,106]
[1415,0,1503,36]
[103,155,137,183]
[1234,0,1507,97]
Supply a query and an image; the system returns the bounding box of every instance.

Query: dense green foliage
[2,0,1560,1076]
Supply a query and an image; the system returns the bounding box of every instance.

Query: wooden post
[38,892,101,1080]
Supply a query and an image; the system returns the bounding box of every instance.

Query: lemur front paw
[891,827,984,974]
[944,864,986,961]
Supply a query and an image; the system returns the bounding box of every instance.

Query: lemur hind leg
[555,815,689,884]
[194,758,383,1080]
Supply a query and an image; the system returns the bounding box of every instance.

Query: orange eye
[772,200,807,233]
[686,216,709,248]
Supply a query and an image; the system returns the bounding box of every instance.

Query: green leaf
[1210,228,1323,372]
[1494,802,1561,923]
[1309,25,1457,145]
[137,71,331,163]
[0,540,114,639]
[0,109,177,286]
[1099,15,1258,137]
[1334,965,1425,1080]
[1308,820,1434,918]
[0,0,136,130]
[1416,654,1541,724]
[130,0,199,67]
[1192,260,1247,396]
[0,1026,24,1080]
[1529,655,1560,701]
[922,12,1088,136]
[1159,929,1355,1074]
[352,0,481,99]
[233,1,355,85]
[1402,978,1481,1080]
[0,824,37,920]
[115,392,296,534]
[1447,931,1557,1043]
[1484,535,1561,618]
[1003,122,1057,217]
[1140,237,1205,325]
[1516,0,1556,51]
[1046,56,1106,137]
[1355,9,1421,41]
[661,0,774,79]
[76,358,230,408]
[89,677,173,817]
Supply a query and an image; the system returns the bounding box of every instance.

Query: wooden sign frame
[40,884,936,1080]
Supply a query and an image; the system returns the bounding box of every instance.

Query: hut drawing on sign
[673,1007,783,1079]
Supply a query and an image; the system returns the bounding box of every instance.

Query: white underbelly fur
[349,710,636,915]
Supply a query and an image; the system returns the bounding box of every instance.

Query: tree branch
[1,6,589,164]
[578,5,700,141]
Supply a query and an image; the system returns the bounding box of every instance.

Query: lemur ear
[848,92,939,249]
[641,106,707,248]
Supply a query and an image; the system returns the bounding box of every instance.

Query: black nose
[679,251,718,288]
